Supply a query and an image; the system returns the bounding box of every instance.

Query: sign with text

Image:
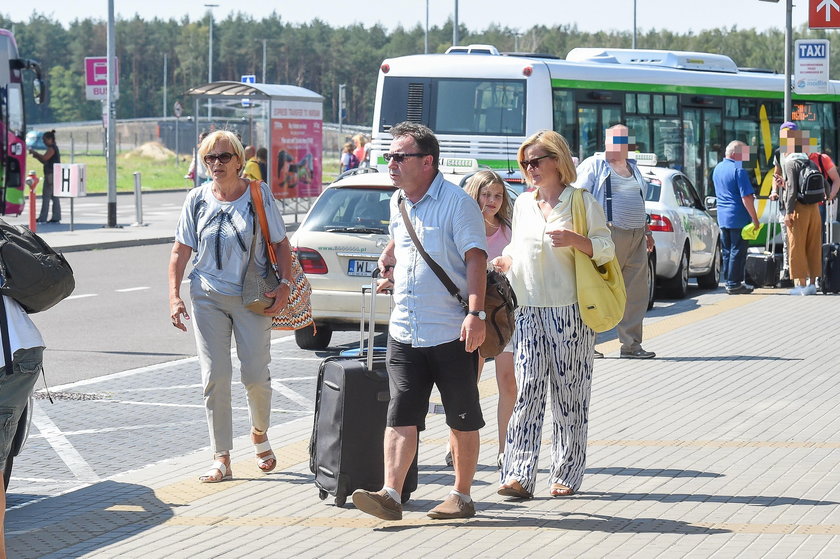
[53,164,87,197]
[269,99,323,199]
[85,57,120,101]
[810,0,840,28]
[794,39,830,94]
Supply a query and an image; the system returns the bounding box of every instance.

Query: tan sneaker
[352,489,402,521]
[427,493,476,519]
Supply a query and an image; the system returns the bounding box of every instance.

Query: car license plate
[347,259,378,277]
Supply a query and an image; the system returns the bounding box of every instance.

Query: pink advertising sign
[269,100,322,199]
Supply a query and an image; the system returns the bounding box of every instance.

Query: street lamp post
[425,0,429,54]
[758,0,792,120]
[632,0,637,49]
[205,3,219,119]
[453,0,459,47]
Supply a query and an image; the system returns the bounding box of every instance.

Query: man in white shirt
[352,122,487,521]
[574,124,656,359]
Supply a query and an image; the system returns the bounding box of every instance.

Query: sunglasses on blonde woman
[519,154,552,169]
[203,152,236,165]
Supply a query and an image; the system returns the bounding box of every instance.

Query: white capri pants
[190,279,273,453]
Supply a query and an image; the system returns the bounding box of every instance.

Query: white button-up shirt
[388,173,486,347]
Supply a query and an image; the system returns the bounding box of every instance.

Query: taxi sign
[439,157,479,174]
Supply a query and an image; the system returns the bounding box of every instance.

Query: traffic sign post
[810,0,840,28]
[174,101,183,167]
[85,56,120,101]
[795,39,830,93]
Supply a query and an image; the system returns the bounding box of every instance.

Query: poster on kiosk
[270,99,322,199]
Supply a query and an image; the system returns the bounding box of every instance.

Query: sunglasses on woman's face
[519,154,552,169]
[203,152,236,165]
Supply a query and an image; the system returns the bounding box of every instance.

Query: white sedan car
[290,171,396,349]
[640,165,721,298]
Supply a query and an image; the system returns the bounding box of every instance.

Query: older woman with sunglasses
[169,130,293,483]
[491,130,614,499]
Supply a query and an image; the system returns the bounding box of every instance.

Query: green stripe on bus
[550,78,840,102]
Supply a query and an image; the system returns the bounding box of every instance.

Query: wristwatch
[280,278,293,288]
[468,310,486,320]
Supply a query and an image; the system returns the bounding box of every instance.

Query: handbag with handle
[247,180,315,332]
[398,197,516,357]
[570,187,626,333]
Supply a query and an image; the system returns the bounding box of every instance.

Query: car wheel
[697,243,721,289]
[295,324,333,350]
[662,246,689,299]
[646,251,656,310]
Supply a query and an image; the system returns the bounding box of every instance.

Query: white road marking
[89,400,307,414]
[32,401,99,483]
[118,383,203,392]
[115,286,150,293]
[28,419,206,438]
[65,294,98,301]
[271,379,312,408]
[46,334,295,392]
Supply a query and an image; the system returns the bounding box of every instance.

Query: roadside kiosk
[185,82,324,200]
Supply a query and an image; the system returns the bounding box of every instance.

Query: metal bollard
[25,171,39,232]
[132,172,144,226]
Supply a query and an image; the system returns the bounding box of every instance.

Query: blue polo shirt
[713,158,755,229]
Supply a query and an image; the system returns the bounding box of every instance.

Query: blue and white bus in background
[370,45,840,216]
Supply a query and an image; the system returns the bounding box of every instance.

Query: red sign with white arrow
[810,0,840,28]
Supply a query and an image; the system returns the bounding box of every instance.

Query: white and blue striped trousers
[500,304,595,495]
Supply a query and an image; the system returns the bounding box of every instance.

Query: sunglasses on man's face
[383,152,427,163]
[519,154,552,169]
[203,152,236,165]
[608,136,629,144]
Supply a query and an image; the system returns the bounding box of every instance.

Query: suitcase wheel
[335,493,347,507]
[401,491,411,504]
[319,489,328,501]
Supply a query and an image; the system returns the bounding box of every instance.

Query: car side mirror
[33,78,45,105]
[704,196,717,210]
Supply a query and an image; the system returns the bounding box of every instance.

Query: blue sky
[0,1,818,35]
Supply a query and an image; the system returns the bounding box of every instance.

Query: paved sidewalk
[6,286,840,558]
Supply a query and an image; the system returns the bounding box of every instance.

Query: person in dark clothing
[29,130,61,223]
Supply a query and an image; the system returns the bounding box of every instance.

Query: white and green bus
[370,45,840,208]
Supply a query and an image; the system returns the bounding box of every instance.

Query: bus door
[683,106,722,200]
[577,104,622,161]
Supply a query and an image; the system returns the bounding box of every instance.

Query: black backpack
[0,218,75,313]
[793,158,827,205]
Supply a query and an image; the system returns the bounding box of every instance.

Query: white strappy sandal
[252,427,277,473]
[199,459,232,483]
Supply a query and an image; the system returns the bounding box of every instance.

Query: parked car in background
[290,162,520,350]
[640,161,721,298]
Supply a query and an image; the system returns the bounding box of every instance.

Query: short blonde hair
[353,133,367,147]
[198,130,246,174]
[464,170,512,229]
[517,130,577,186]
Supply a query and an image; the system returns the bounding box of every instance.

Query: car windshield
[300,187,394,234]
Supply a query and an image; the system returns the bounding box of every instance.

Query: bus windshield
[379,76,526,136]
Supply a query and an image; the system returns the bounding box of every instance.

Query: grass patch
[27,154,342,193]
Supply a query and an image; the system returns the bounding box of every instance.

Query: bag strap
[604,172,613,224]
[1,295,13,372]
[249,180,281,281]
[398,196,468,311]
[570,188,588,237]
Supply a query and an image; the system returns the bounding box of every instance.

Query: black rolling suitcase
[822,199,840,294]
[745,202,782,287]
[309,272,418,507]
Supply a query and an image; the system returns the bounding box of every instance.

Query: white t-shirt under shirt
[175,181,287,296]
[609,170,647,229]
[1,295,45,366]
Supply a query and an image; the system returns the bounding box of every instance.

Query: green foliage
[4,13,840,127]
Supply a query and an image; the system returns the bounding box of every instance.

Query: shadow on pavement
[6,480,174,558]
[586,467,724,478]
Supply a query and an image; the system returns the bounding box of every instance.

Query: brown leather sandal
[497,479,533,500]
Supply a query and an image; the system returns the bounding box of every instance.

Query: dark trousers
[38,174,61,222]
[720,227,748,288]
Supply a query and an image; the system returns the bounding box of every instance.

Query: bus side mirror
[33,78,45,105]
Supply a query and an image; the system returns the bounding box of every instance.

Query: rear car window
[644,179,661,202]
